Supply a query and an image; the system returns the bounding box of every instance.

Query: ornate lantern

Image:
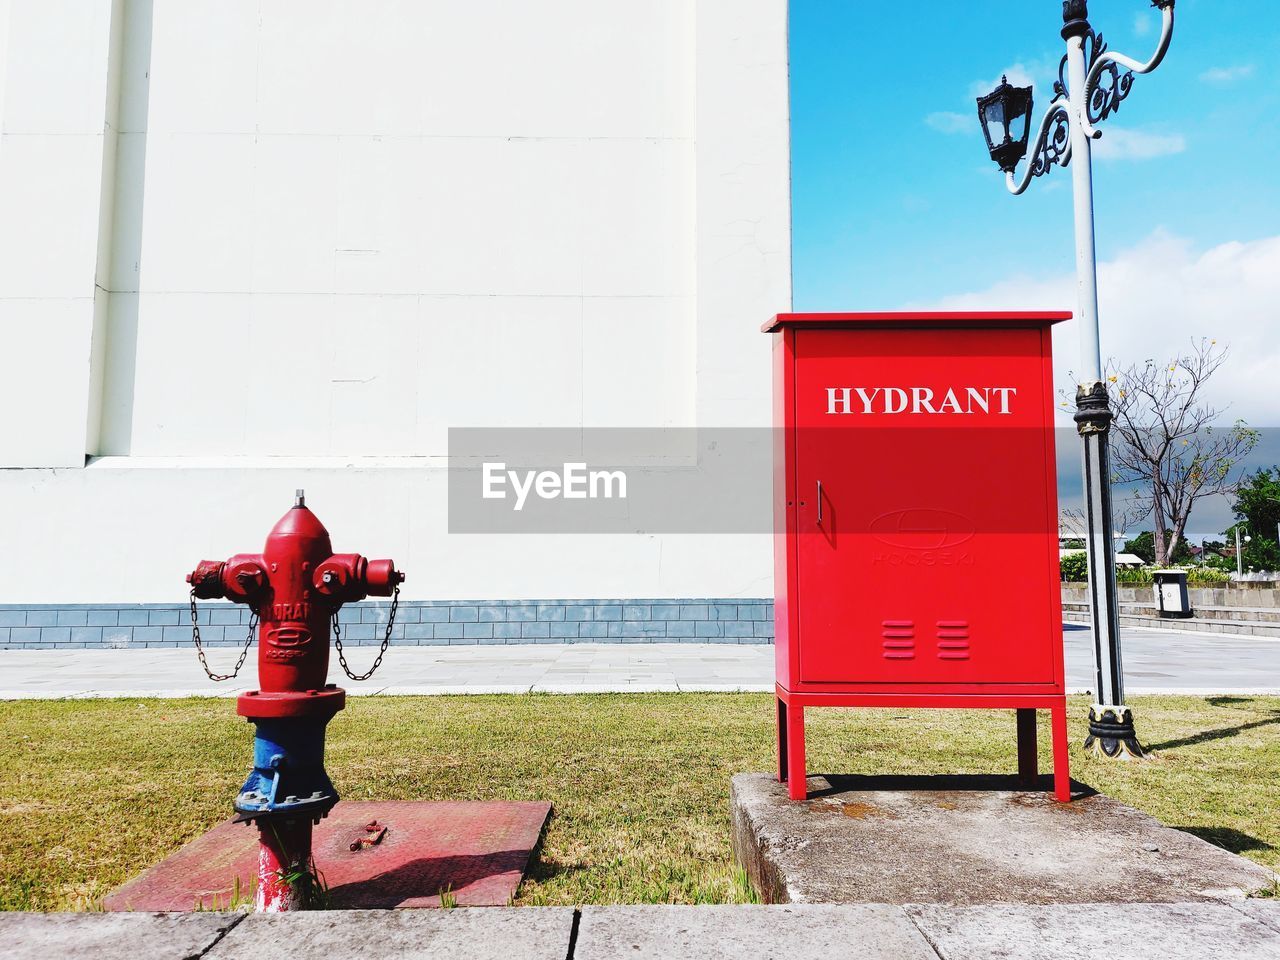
[977,75,1034,172]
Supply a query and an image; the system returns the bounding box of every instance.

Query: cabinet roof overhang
[762,311,1073,334]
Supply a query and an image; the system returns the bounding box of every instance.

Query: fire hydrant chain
[189,590,258,682]
[331,584,399,681]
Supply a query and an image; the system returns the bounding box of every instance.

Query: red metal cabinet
[766,311,1072,802]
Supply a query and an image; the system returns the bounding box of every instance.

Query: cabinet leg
[1051,701,1072,803]
[1016,708,1038,788]
[776,696,788,783]
[786,702,807,801]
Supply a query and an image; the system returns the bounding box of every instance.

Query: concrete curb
[3,904,1279,959]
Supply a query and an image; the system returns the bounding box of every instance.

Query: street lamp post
[1236,527,1251,579]
[978,0,1177,760]
[1268,497,1280,573]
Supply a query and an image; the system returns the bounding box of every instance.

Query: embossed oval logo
[268,626,311,648]
[870,509,976,550]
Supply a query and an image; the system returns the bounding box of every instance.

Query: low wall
[8,584,1276,651]
[1061,582,1280,609]
[0,599,774,650]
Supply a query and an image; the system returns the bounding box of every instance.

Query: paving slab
[575,904,937,959]
[4,903,1279,958]
[0,911,243,960]
[204,907,575,960]
[732,772,1279,904]
[105,801,551,911]
[3,628,1277,699]
[906,903,1280,960]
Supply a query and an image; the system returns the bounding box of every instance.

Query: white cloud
[970,64,1039,100]
[925,111,971,135]
[1092,128,1186,161]
[1200,64,1255,85]
[1133,13,1153,37]
[903,231,1280,425]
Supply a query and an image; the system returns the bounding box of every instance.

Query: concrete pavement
[0,626,1275,699]
[730,773,1278,904]
[0,642,773,699]
[3,903,1280,959]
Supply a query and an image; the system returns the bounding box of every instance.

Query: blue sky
[790,0,1280,541]
[791,0,1280,309]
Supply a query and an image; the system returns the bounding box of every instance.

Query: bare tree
[1109,339,1259,566]
[1058,507,1086,542]
[1112,498,1153,541]
[1060,502,1147,547]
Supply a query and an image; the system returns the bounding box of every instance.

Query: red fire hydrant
[187,490,403,911]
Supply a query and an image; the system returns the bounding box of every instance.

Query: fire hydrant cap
[269,504,332,543]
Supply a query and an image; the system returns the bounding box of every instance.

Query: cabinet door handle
[816,480,823,526]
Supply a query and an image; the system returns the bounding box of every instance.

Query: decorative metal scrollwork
[1054,28,1136,126]
[1087,61,1134,125]
[1081,28,1109,78]
[1054,56,1070,100]
[1031,106,1071,179]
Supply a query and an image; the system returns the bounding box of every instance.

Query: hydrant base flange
[233,800,338,825]
[237,686,347,719]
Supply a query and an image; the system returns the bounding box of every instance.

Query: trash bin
[1152,569,1192,619]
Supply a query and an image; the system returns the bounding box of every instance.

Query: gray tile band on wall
[0,600,775,649]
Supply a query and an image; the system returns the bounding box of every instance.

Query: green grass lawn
[1,693,1276,910]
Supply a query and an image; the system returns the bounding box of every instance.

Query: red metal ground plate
[103,800,552,911]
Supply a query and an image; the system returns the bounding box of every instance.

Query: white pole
[1066,36,1102,384]
[1065,31,1124,711]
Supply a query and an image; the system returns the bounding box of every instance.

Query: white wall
[0,0,790,603]
[103,0,699,457]
[0,0,120,467]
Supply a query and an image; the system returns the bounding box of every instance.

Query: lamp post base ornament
[1074,382,1147,761]
[1084,703,1148,760]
